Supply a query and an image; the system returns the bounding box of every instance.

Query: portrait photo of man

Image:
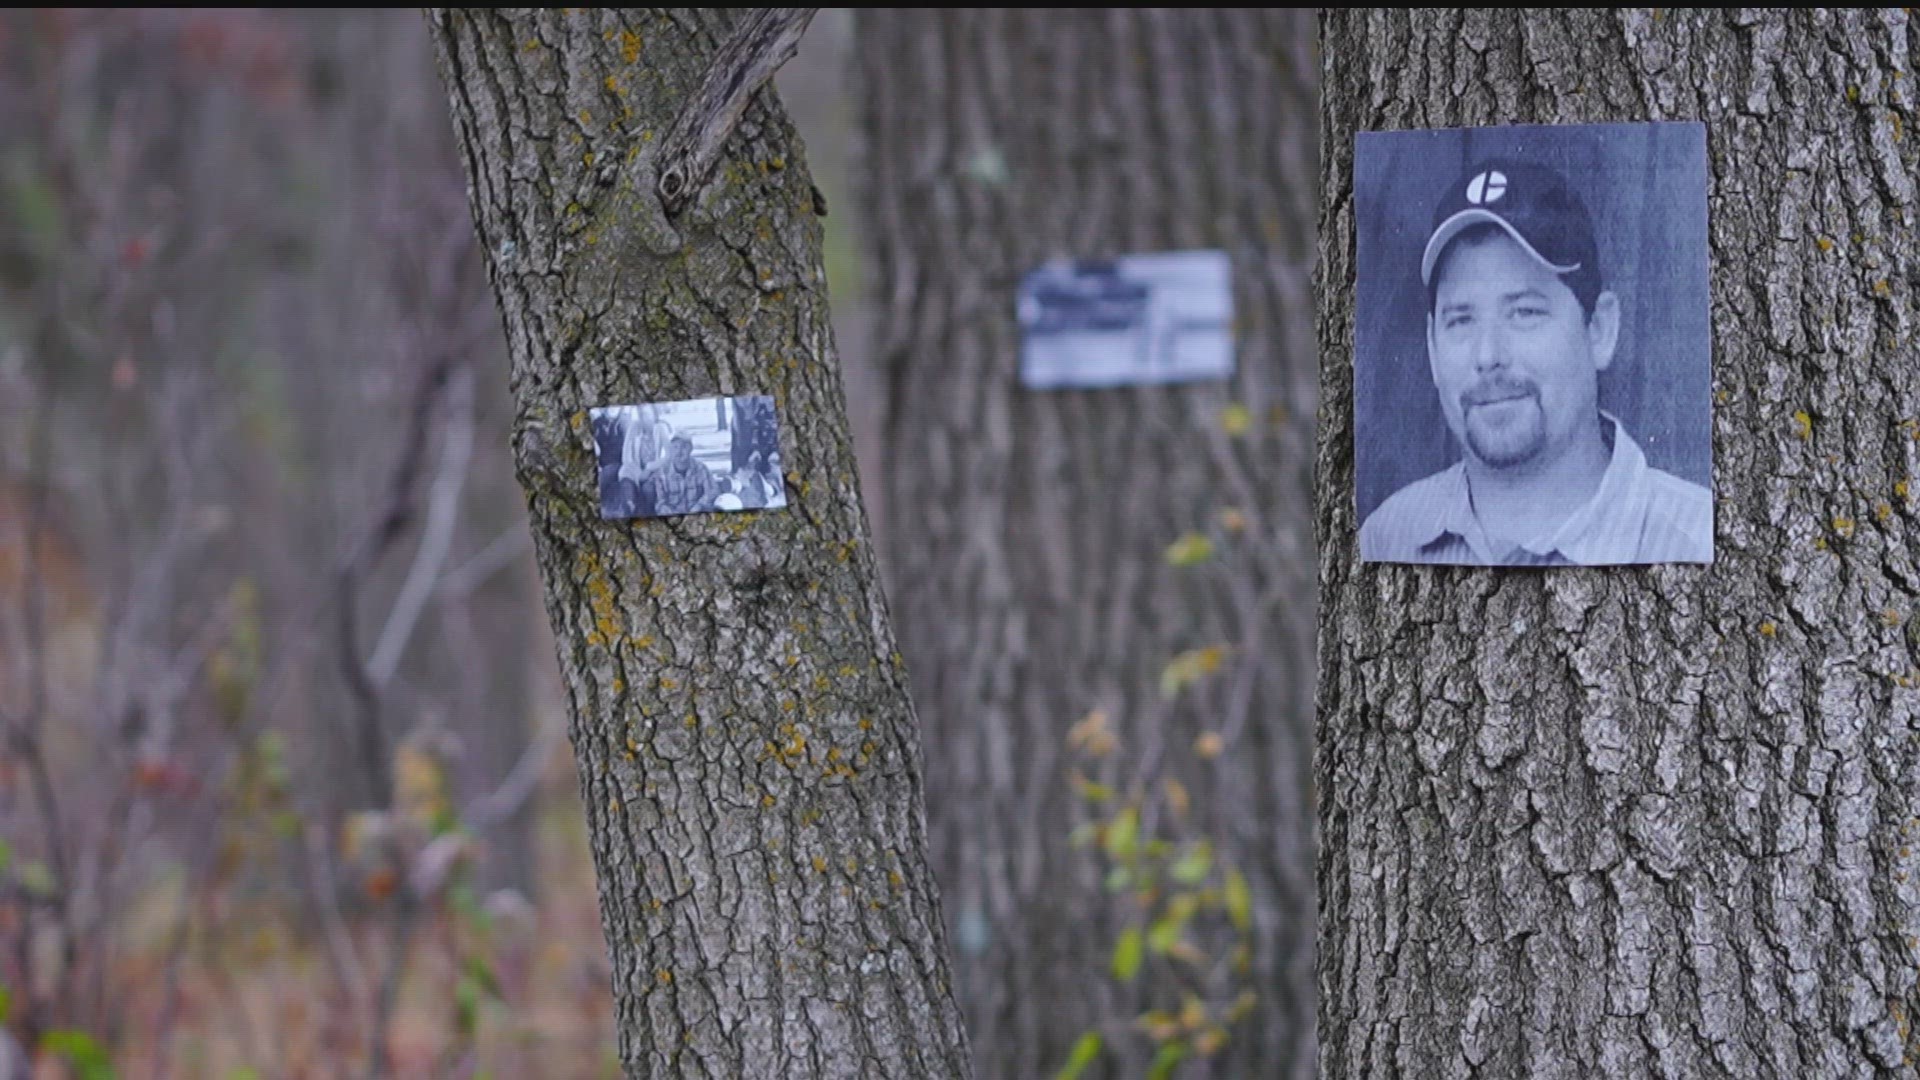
[1353,122,1713,567]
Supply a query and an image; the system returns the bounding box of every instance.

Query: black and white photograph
[590,395,788,520]
[1352,120,1713,567]
[1017,249,1234,388]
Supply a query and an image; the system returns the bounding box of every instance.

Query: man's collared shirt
[654,458,719,516]
[1359,417,1712,566]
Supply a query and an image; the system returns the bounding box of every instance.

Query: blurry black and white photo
[1352,121,1713,567]
[1017,249,1234,388]
[590,395,788,520]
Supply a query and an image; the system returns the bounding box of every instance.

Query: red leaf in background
[111,355,138,391]
[242,27,297,106]
[178,13,229,68]
[120,236,148,268]
[33,9,72,51]
[131,753,194,796]
[132,763,167,792]
[364,868,399,901]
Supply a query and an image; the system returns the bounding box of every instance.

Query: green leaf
[269,812,302,839]
[0,982,10,1024]
[430,805,462,838]
[466,953,502,998]
[1135,1008,1182,1041]
[226,1069,262,1080]
[41,1029,114,1080]
[456,975,481,1038]
[17,860,55,899]
[1225,869,1252,932]
[1159,645,1228,700]
[1148,893,1200,955]
[1164,533,1214,568]
[3,153,68,263]
[449,881,483,924]
[1104,866,1133,893]
[1146,914,1182,955]
[1219,403,1253,436]
[1072,777,1114,804]
[1145,1039,1190,1080]
[1170,841,1212,886]
[1053,1031,1103,1080]
[255,730,289,791]
[1112,926,1145,982]
[1103,806,1139,862]
[1165,892,1200,926]
[0,838,11,875]
[1069,822,1099,848]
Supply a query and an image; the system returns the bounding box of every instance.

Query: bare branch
[435,526,532,600]
[336,355,456,810]
[368,365,476,686]
[300,819,371,1032]
[656,7,818,213]
[461,711,563,836]
[5,404,76,1045]
[364,891,421,1080]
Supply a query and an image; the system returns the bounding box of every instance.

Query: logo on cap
[1420,160,1597,287]
[1465,170,1507,205]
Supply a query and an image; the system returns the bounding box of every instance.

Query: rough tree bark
[858,11,1319,1077]
[1320,10,1920,1079]
[428,10,972,1077]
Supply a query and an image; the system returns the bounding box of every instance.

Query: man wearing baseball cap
[652,432,721,517]
[1359,158,1712,566]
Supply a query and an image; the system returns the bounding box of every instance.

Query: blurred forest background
[0,10,876,1077]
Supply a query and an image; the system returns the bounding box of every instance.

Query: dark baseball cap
[1420,159,1600,288]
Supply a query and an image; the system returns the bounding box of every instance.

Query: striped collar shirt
[1360,416,1713,567]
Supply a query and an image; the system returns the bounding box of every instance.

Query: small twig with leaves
[1,407,78,1053]
[1058,710,1261,1080]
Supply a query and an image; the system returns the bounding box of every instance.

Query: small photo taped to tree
[1352,120,1713,567]
[589,394,788,520]
[1016,249,1234,389]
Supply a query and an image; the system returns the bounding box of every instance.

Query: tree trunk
[858,12,1319,1077]
[1320,9,1920,1078]
[428,10,973,1077]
